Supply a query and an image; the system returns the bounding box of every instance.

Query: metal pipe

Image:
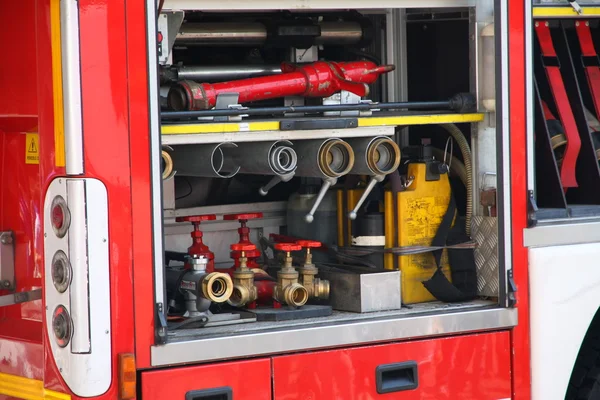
[175,21,365,46]
[346,136,401,220]
[166,143,241,178]
[221,140,297,176]
[161,93,475,119]
[176,65,282,82]
[294,138,354,179]
[294,138,355,223]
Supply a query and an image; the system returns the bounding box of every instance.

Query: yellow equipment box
[384,162,453,304]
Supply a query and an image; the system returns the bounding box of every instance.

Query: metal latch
[507,270,517,307]
[527,190,539,228]
[0,231,15,290]
[155,302,168,344]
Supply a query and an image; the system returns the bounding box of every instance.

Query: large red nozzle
[168,61,395,111]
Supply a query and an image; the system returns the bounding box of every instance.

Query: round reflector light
[50,196,70,238]
[52,305,72,348]
[51,250,72,293]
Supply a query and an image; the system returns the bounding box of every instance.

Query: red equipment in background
[167,61,395,111]
[224,212,263,269]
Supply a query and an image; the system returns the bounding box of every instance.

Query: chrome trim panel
[150,307,517,366]
[524,221,600,247]
[162,0,475,11]
[147,0,166,312]
[526,0,535,192]
[60,0,84,175]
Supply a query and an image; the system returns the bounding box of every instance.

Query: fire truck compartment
[152,3,514,366]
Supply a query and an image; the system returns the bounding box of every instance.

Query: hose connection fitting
[273,243,309,308]
[297,240,330,300]
[227,244,258,307]
[180,255,233,317]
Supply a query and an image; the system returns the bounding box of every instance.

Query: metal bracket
[527,190,539,228]
[213,94,247,122]
[155,302,168,344]
[507,269,517,308]
[0,289,41,308]
[569,0,583,15]
[0,231,15,290]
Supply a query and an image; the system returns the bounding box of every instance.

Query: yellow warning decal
[26,133,40,165]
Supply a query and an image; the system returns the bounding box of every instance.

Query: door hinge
[155,302,168,345]
[527,190,538,228]
[507,269,517,307]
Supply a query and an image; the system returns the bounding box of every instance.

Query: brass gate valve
[273,243,308,308]
[223,212,263,268]
[176,214,217,272]
[227,243,258,308]
[297,240,330,300]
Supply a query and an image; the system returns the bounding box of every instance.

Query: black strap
[422,181,478,302]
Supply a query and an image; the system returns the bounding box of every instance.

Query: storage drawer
[272,331,511,400]
[141,359,271,400]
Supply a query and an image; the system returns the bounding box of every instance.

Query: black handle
[375,361,418,394]
[185,387,232,400]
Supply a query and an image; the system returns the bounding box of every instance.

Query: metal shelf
[151,304,517,366]
[533,6,600,18]
[161,112,484,145]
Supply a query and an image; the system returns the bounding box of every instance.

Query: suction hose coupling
[283,283,309,307]
[313,279,330,300]
[200,272,234,303]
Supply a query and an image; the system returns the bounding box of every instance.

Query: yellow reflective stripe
[50,0,66,167]
[161,113,484,135]
[533,6,600,18]
[162,121,280,134]
[357,113,484,127]
[0,372,70,400]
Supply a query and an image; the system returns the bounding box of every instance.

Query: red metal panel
[508,0,531,399]
[124,0,156,369]
[141,359,272,399]
[273,332,512,400]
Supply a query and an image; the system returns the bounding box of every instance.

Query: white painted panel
[530,243,600,400]
[44,178,112,397]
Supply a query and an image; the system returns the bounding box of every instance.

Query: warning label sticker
[25,133,40,165]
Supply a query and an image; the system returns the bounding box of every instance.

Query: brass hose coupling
[296,240,330,300]
[273,243,309,307]
[227,243,258,307]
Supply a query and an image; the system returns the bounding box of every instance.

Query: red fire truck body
[3,0,600,399]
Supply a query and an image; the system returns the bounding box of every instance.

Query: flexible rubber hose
[431,148,468,188]
[440,123,473,236]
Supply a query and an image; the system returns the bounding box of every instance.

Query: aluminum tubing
[294,138,355,179]
[176,65,282,82]
[167,143,241,178]
[346,136,401,176]
[175,21,364,46]
[221,140,297,176]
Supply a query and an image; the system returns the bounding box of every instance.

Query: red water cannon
[176,214,216,272]
[168,61,395,111]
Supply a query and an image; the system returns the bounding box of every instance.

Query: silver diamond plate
[471,216,499,297]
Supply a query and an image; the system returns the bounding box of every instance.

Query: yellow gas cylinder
[384,162,453,304]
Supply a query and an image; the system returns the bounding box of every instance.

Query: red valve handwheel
[223,212,263,221]
[275,243,301,252]
[296,240,322,249]
[231,243,257,252]
[176,214,217,223]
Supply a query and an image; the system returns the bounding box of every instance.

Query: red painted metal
[254,279,277,305]
[168,61,394,111]
[125,0,156,370]
[176,214,217,272]
[141,359,271,400]
[273,332,512,399]
[225,212,262,268]
[509,1,531,399]
[535,21,580,190]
